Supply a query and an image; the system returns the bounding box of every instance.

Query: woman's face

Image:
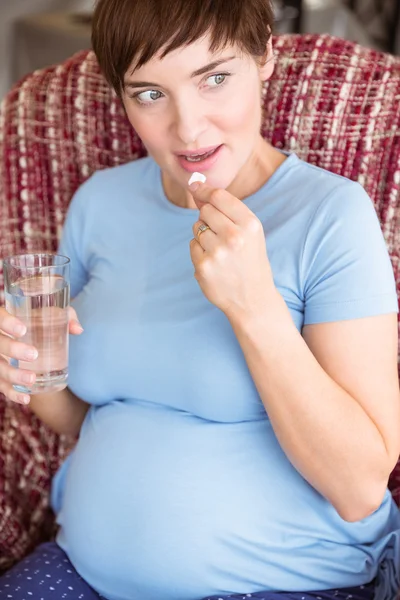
[122,34,273,198]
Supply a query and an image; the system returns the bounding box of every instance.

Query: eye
[134,90,163,104]
[206,73,229,88]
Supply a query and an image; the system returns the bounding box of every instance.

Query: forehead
[127,34,244,78]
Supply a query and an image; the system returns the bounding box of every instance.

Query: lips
[183,148,217,162]
[175,145,224,174]
[176,145,220,158]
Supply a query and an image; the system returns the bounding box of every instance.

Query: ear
[259,37,275,81]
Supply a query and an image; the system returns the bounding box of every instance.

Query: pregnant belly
[54,400,377,600]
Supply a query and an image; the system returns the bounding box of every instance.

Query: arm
[188,174,400,522]
[0,308,88,437]
[29,309,89,437]
[28,307,89,437]
[29,387,90,437]
[23,178,94,437]
[228,292,400,523]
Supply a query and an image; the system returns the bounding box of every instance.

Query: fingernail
[189,182,201,192]
[21,372,35,385]
[14,324,27,337]
[74,320,84,332]
[24,349,38,361]
[19,395,30,405]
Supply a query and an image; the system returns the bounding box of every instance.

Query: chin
[204,173,236,191]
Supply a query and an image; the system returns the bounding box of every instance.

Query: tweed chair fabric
[0,33,399,572]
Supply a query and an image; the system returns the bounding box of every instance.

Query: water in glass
[5,274,70,393]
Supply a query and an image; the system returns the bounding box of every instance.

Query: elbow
[338,502,380,523]
[334,481,389,523]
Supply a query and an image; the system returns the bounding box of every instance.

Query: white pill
[188,172,207,186]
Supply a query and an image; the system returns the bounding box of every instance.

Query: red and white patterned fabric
[0,33,399,572]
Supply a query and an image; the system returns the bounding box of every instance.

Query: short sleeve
[302,181,398,325]
[58,177,94,299]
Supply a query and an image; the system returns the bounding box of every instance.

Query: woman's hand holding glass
[0,306,83,405]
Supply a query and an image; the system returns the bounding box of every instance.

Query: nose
[172,97,208,145]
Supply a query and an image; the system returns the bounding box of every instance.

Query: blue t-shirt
[51,154,400,600]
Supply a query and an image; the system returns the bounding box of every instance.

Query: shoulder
[293,157,353,189]
[80,156,156,196]
[66,156,157,217]
[296,162,398,324]
[287,157,378,230]
[92,155,155,183]
[300,166,384,274]
[271,154,374,228]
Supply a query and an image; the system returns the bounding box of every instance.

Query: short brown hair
[92,0,274,96]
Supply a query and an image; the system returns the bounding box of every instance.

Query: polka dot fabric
[0,543,375,600]
[0,33,399,573]
[204,586,375,600]
[0,543,103,599]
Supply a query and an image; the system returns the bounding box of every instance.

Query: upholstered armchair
[0,33,399,572]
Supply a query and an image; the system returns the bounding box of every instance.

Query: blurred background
[0,0,399,100]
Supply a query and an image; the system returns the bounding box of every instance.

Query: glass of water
[3,253,70,394]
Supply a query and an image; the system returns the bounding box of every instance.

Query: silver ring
[197,223,211,239]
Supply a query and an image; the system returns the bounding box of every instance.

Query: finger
[192,220,217,252]
[0,356,36,390]
[4,385,31,405]
[0,335,38,362]
[190,238,205,265]
[0,308,27,338]
[188,182,249,224]
[69,320,84,335]
[68,306,83,335]
[0,361,31,405]
[198,203,238,238]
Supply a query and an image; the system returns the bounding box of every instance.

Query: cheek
[124,106,167,152]
[216,90,261,136]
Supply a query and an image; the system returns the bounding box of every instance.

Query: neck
[227,138,286,201]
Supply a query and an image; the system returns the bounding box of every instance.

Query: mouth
[175,145,223,173]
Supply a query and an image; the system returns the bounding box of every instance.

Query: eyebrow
[124,56,236,89]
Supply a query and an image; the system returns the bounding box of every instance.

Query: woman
[0,0,399,599]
